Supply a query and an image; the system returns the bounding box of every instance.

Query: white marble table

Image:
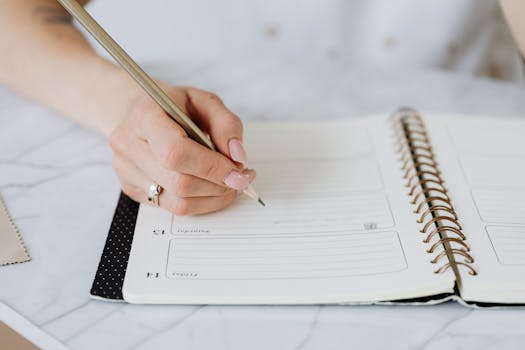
[1,59,525,350]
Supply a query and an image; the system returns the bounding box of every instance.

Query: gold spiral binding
[406,172,443,189]
[411,187,449,205]
[402,156,437,172]
[417,205,457,223]
[427,237,470,253]
[424,226,465,243]
[431,249,474,264]
[409,179,445,196]
[391,107,477,278]
[403,163,439,179]
[435,262,477,276]
[414,196,453,214]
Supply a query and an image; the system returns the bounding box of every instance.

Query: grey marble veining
[1,59,525,350]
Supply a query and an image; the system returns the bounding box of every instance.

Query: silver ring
[147,182,162,207]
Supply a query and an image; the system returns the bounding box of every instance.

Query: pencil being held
[109,87,258,215]
[56,0,264,214]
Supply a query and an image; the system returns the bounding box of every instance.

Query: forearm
[500,0,525,57]
[0,0,142,136]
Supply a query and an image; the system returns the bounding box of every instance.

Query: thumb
[185,88,247,165]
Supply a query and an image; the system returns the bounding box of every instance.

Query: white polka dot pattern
[90,192,139,300]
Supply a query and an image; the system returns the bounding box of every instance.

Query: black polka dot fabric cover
[90,192,139,300]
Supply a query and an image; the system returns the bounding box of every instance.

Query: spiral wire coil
[391,108,477,276]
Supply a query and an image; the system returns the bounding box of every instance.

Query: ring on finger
[147,182,162,207]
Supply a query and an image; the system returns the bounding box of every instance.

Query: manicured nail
[224,170,251,190]
[229,139,247,164]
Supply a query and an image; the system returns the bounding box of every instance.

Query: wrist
[94,58,144,136]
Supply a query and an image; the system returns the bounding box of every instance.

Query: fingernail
[224,170,251,190]
[229,139,247,164]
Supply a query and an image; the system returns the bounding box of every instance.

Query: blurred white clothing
[86,0,524,82]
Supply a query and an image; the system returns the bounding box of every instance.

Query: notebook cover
[90,192,139,301]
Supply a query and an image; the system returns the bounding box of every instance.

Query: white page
[425,114,525,304]
[123,117,454,304]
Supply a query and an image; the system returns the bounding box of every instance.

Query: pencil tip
[258,198,266,207]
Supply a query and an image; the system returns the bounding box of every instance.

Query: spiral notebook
[91,108,525,306]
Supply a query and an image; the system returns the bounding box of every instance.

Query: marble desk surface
[1,59,525,350]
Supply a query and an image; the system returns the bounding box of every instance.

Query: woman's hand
[109,86,255,216]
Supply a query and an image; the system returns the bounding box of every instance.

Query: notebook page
[425,115,525,304]
[123,117,455,304]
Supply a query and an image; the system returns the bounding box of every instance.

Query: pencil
[56,0,264,206]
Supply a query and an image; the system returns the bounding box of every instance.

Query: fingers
[113,155,239,215]
[137,107,252,190]
[185,88,247,164]
[129,137,250,197]
[166,192,238,216]
[112,156,151,204]
[109,87,256,216]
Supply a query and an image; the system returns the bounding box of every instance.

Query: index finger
[138,109,252,190]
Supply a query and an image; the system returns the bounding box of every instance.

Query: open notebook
[92,108,525,306]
